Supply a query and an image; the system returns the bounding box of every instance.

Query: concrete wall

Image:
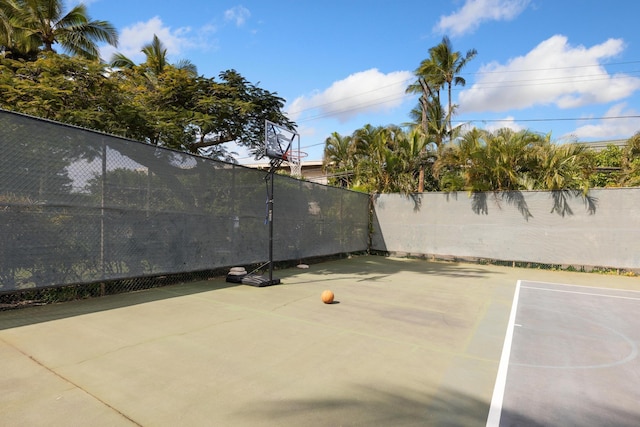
[371,188,640,270]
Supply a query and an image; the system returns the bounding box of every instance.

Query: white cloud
[287,69,414,123]
[224,6,251,27]
[567,103,640,140]
[99,17,214,64]
[434,0,530,37]
[482,116,525,133]
[458,35,640,113]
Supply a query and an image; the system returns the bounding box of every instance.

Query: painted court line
[519,280,640,293]
[487,280,640,426]
[485,280,521,427]
[520,285,640,301]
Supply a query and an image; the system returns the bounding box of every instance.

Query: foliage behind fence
[0,109,370,299]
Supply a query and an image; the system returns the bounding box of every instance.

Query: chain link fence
[0,109,370,307]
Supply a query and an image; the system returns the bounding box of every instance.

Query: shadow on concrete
[0,278,237,330]
[499,399,640,427]
[236,381,640,426]
[234,384,544,427]
[307,255,501,281]
[583,401,640,427]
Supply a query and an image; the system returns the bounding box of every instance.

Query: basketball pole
[263,147,286,285]
[227,121,297,287]
[266,159,276,283]
[259,120,298,286]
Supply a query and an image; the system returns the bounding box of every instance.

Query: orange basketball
[321,290,334,304]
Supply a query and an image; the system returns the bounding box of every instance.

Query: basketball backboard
[264,120,299,162]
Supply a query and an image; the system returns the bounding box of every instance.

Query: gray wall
[371,189,640,270]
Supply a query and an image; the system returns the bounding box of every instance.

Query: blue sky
[68,0,640,162]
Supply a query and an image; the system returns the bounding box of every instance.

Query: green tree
[530,141,593,192]
[112,64,199,148]
[406,75,448,147]
[110,34,197,80]
[352,126,399,193]
[1,0,118,60]
[323,132,355,187]
[530,141,595,216]
[0,53,124,130]
[433,128,595,215]
[1,39,293,163]
[189,69,294,159]
[1,0,38,58]
[406,93,447,191]
[589,144,623,188]
[413,36,476,138]
[398,127,438,192]
[434,127,485,192]
[434,128,573,193]
[111,65,294,160]
[620,132,640,187]
[339,125,419,194]
[111,36,293,160]
[108,35,200,150]
[406,37,475,191]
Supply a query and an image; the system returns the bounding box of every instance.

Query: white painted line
[521,285,640,301]
[486,280,522,427]
[520,280,640,294]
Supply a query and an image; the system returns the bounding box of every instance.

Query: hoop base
[242,274,281,287]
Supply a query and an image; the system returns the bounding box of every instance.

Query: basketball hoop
[284,149,308,177]
[264,120,298,162]
[259,120,301,287]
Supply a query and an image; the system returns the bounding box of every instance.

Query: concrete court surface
[492,280,640,427]
[1,255,639,427]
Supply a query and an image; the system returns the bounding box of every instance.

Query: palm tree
[2,0,118,60]
[398,127,437,192]
[351,123,381,157]
[530,141,592,191]
[353,126,392,193]
[0,0,15,55]
[407,92,448,192]
[433,127,485,192]
[110,34,197,80]
[141,34,169,75]
[323,132,355,187]
[406,37,474,192]
[414,36,476,138]
[346,125,419,194]
[530,141,595,216]
[434,128,549,192]
[1,0,42,58]
[434,128,595,215]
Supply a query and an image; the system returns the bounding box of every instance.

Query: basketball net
[285,150,307,177]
